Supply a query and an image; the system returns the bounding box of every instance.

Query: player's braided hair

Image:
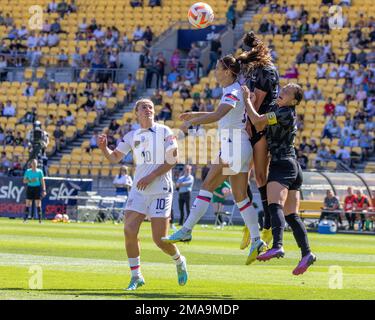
[236,31,273,75]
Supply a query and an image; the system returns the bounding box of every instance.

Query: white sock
[237,199,260,241]
[183,190,212,231]
[128,256,142,278]
[172,248,183,265]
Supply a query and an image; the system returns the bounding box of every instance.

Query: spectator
[142,26,153,43]
[66,87,77,105]
[0,55,7,81]
[269,0,279,13]
[133,25,144,42]
[103,79,116,98]
[4,130,15,145]
[13,131,23,146]
[44,114,54,127]
[57,0,69,18]
[23,82,35,97]
[354,189,371,231]
[315,143,331,168]
[53,125,64,151]
[345,48,357,64]
[170,49,180,70]
[113,166,133,196]
[56,86,67,104]
[151,89,163,105]
[359,130,373,161]
[335,99,347,116]
[94,93,107,116]
[47,0,58,12]
[316,62,327,78]
[309,17,320,34]
[155,52,166,89]
[211,82,223,99]
[149,0,160,7]
[279,18,291,35]
[144,51,156,89]
[124,73,136,103]
[2,100,16,117]
[130,0,143,8]
[57,49,69,67]
[0,126,4,145]
[0,151,10,173]
[286,5,299,20]
[158,103,172,121]
[296,150,309,169]
[259,18,270,34]
[226,2,236,29]
[324,97,335,116]
[108,119,120,135]
[207,35,222,74]
[320,190,342,226]
[8,155,22,176]
[336,145,351,166]
[47,32,59,47]
[19,107,37,124]
[65,110,75,125]
[80,93,95,112]
[283,63,299,79]
[176,165,194,226]
[88,131,99,151]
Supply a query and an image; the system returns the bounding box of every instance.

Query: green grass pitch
[0,218,374,300]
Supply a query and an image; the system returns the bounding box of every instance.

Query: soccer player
[354,189,371,231]
[239,32,280,249]
[162,54,266,265]
[343,187,357,230]
[97,98,188,290]
[243,83,317,275]
[23,159,46,223]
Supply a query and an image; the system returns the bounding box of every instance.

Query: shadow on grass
[0,288,234,300]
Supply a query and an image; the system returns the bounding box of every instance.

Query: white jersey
[115,123,177,195]
[218,81,247,132]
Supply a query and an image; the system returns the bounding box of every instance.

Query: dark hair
[286,83,303,105]
[237,31,273,74]
[220,54,241,77]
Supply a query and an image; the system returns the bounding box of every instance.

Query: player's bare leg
[124,211,146,290]
[151,217,188,285]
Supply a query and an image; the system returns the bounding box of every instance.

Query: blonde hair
[135,98,154,111]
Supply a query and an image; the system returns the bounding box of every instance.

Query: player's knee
[152,236,165,249]
[124,224,138,239]
[255,172,267,186]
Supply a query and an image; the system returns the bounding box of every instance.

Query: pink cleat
[257,247,285,261]
[292,252,317,275]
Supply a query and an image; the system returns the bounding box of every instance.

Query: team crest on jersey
[134,140,141,148]
[224,93,240,102]
[165,135,177,146]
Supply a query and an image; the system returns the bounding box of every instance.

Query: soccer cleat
[257,247,285,262]
[161,229,192,243]
[176,256,188,286]
[240,226,251,250]
[292,252,317,276]
[246,239,267,265]
[261,228,273,247]
[125,276,145,291]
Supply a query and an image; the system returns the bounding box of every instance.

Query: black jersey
[266,105,297,160]
[246,65,279,114]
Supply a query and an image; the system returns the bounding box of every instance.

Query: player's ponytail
[237,31,273,75]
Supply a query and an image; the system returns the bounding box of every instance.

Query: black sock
[24,207,30,221]
[269,203,285,249]
[247,184,253,203]
[259,185,271,229]
[37,207,42,221]
[285,213,311,257]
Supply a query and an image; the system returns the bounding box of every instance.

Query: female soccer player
[23,159,46,223]
[239,32,280,248]
[162,54,266,265]
[242,83,317,275]
[98,98,188,290]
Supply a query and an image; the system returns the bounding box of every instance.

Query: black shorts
[26,186,41,200]
[267,158,303,191]
[249,122,266,147]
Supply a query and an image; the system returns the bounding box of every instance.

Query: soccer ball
[188,2,214,29]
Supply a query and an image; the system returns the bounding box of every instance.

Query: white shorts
[219,130,252,173]
[124,189,172,219]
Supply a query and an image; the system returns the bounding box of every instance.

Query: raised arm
[98,134,126,164]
